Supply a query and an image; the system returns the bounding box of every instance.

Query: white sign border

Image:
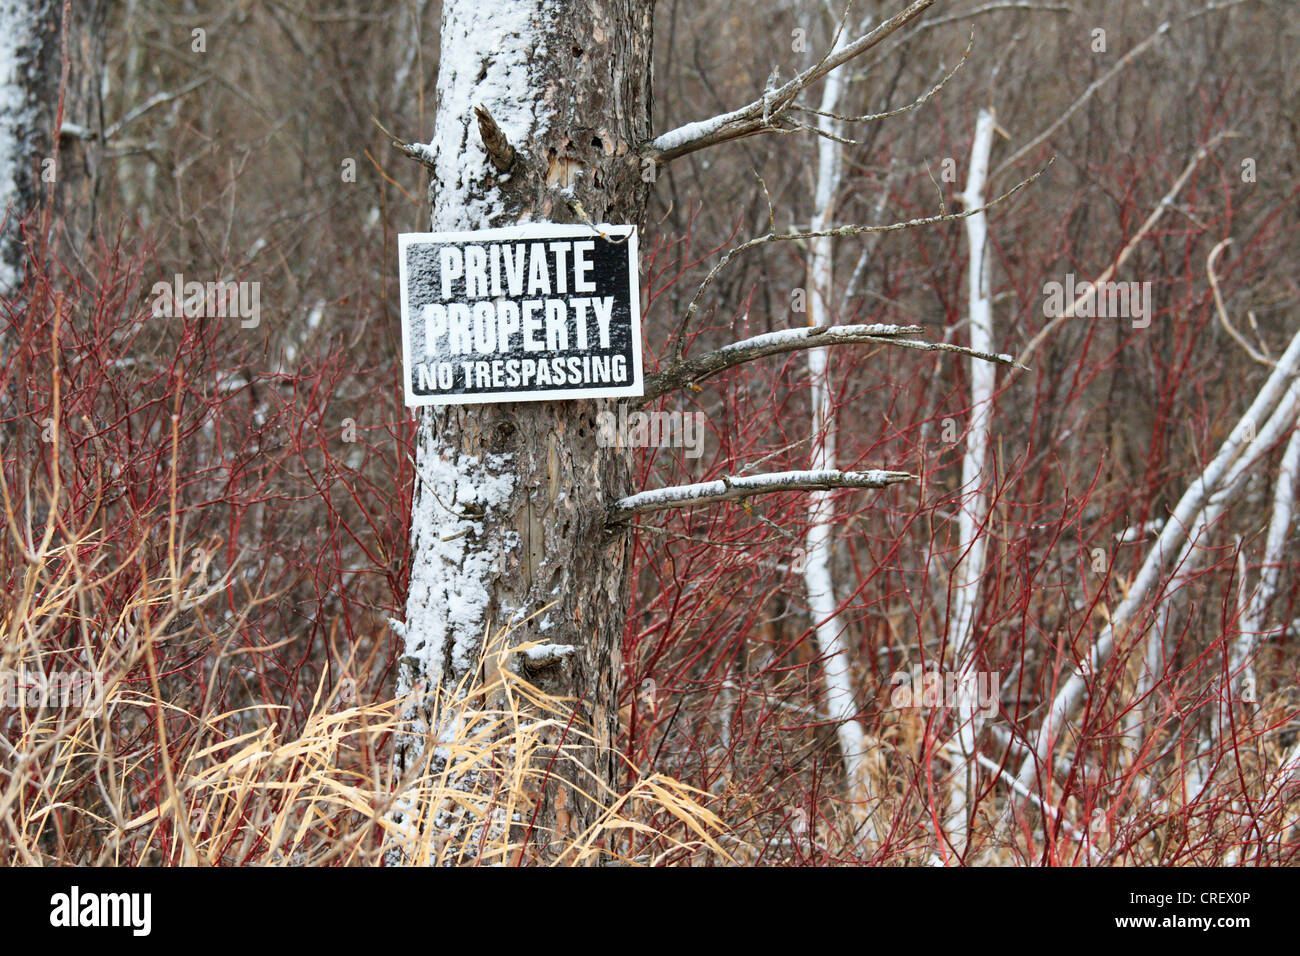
[398,223,644,407]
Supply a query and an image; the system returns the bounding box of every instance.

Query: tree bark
[0,0,59,289]
[392,0,653,863]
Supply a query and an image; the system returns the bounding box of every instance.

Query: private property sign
[398,224,643,406]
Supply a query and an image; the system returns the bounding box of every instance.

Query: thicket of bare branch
[4,0,1299,864]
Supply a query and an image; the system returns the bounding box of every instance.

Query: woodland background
[3,0,1299,864]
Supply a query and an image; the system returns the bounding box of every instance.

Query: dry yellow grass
[0,413,730,866]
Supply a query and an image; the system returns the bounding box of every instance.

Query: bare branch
[104,76,209,141]
[877,1,1073,52]
[1013,133,1234,368]
[973,0,1254,174]
[843,168,900,302]
[645,323,917,402]
[1016,323,1300,790]
[1208,238,1272,367]
[372,116,437,170]
[644,0,936,166]
[993,21,1171,177]
[672,163,1050,360]
[793,27,973,129]
[610,469,914,520]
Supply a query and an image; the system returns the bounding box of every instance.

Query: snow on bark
[399,442,516,700]
[389,2,555,854]
[0,0,52,288]
[391,0,655,862]
[395,0,548,753]
[0,3,29,242]
[419,0,547,233]
[612,469,910,517]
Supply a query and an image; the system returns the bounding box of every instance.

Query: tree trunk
[0,0,59,289]
[802,8,875,829]
[945,106,996,854]
[392,0,653,863]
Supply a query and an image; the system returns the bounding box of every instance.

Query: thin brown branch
[1208,238,1272,367]
[1013,134,1236,368]
[793,27,973,128]
[671,162,1051,360]
[372,115,437,170]
[993,22,1171,178]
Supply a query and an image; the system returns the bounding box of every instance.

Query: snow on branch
[373,116,437,170]
[641,323,1021,404]
[610,469,913,520]
[644,0,936,166]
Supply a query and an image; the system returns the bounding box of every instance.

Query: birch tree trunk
[392,0,652,862]
[0,0,58,289]
[1231,414,1300,703]
[944,107,996,852]
[803,12,875,825]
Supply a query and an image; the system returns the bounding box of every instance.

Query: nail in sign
[398,223,643,406]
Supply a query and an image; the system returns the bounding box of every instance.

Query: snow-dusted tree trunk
[0,0,57,288]
[802,14,875,818]
[943,107,997,851]
[392,0,652,861]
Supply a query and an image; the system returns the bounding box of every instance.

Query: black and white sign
[398,223,643,406]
